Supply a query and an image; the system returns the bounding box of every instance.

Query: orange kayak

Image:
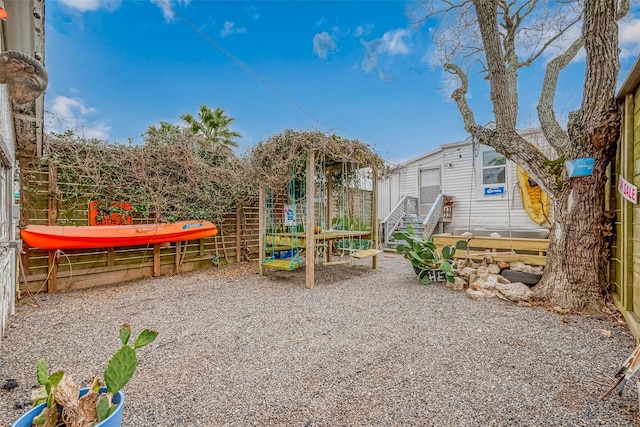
[21,220,218,250]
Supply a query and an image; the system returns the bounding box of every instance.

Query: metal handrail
[381,195,418,246]
[423,193,444,238]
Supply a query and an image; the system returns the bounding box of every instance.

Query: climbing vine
[21,129,383,226]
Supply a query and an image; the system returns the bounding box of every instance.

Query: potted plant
[393,225,466,284]
[12,323,158,427]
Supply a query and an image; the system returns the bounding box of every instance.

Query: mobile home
[378,128,553,245]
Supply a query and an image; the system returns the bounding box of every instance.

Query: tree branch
[518,13,582,68]
[444,63,479,134]
[618,0,630,19]
[473,0,517,130]
[536,36,582,156]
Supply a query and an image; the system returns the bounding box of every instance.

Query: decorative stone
[479,288,496,298]
[480,251,494,267]
[487,264,501,274]
[466,288,487,300]
[497,261,510,270]
[473,273,503,291]
[510,262,543,274]
[469,272,477,286]
[501,269,542,286]
[477,266,490,275]
[449,276,467,291]
[459,267,477,279]
[495,282,533,302]
[496,275,510,284]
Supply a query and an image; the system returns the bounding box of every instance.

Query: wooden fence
[18,163,260,293]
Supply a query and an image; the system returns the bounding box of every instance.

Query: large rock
[510,262,543,274]
[477,264,501,275]
[458,267,477,279]
[447,276,467,291]
[473,273,509,291]
[466,288,487,300]
[501,269,542,287]
[495,282,533,302]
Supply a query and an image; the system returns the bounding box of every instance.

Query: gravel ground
[0,256,638,427]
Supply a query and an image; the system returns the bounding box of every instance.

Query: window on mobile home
[482,150,506,186]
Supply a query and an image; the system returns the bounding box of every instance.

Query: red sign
[88,201,133,225]
[618,176,638,204]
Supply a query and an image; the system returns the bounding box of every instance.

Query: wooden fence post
[258,186,265,276]
[305,150,315,289]
[47,161,58,292]
[236,202,242,263]
[153,244,161,276]
[372,173,378,270]
[174,241,181,273]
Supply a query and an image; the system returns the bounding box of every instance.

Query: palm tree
[180,105,241,150]
[144,121,181,139]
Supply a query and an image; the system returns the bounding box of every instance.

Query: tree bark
[532,0,620,312]
[534,135,617,312]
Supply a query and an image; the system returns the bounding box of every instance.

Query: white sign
[618,176,638,204]
[283,205,297,226]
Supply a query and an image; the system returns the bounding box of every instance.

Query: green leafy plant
[30,324,158,427]
[393,225,466,284]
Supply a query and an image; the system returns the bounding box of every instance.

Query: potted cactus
[12,324,158,427]
[393,225,466,284]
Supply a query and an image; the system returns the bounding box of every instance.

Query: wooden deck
[433,234,549,266]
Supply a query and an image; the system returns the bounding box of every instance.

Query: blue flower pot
[12,387,124,427]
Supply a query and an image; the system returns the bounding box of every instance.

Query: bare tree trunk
[533,0,620,312]
[534,136,616,312]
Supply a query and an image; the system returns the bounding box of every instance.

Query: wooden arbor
[255,132,382,289]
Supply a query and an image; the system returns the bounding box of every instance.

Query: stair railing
[423,193,444,239]
[381,195,418,246]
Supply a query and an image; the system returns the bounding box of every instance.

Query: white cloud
[221,21,247,38]
[150,0,191,22]
[360,39,381,74]
[619,18,640,59]
[45,96,111,140]
[49,96,95,117]
[59,0,191,19]
[313,32,337,59]
[245,4,260,20]
[360,28,411,79]
[379,29,410,55]
[353,25,374,38]
[59,0,121,12]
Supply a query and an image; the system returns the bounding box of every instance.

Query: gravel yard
[0,255,638,426]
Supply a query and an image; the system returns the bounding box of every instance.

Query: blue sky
[44,0,640,163]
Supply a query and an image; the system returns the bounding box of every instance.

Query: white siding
[400,152,442,199]
[441,144,537,233]
[378,134,551,236]
[377,173,400,221]
[0,86,13,161]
